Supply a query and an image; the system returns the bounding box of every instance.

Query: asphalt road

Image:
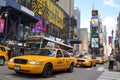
[0,63,108,80]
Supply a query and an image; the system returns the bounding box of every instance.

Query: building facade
[80,28,88,53]
[56,0,74,17]
[115,13,120,50]
[73,7,80,29]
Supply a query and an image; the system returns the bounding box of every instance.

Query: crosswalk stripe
[97,66,105,71]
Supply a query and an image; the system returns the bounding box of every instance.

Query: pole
[3,10,9,45]
[111,29,114,53]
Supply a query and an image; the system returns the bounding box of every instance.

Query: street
[0,63,109,80]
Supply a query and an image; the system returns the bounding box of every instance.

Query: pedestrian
[115,52,120,71]
[108,53,115,70]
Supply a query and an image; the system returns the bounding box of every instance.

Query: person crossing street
[115,52,120,71]
[108,53,115,70]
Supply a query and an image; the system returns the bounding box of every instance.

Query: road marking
[5,76,11,78]
[97,66,105,71]
[85,68,91,70]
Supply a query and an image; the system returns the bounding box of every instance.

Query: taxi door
[54,50,66,70]
[62,50,72,68]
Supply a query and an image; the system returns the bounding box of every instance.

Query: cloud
[103,16,116,28]
[81,20,90,32]
[81,16,117,35]
[103,16,117,36]
[103,0,120,8]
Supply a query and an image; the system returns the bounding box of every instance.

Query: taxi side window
[0,47,6,52]
[63,50,70,57]
[56,50,62,57]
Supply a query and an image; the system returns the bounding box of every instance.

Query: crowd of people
[109,50,120,71]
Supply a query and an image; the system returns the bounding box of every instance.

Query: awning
[68,39,82,44]
[0,0,40,23]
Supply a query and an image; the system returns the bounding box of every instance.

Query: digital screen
[92,10,98,16]
[91,16,99,27]
[91,38,99,48]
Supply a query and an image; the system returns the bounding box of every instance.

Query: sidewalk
[97,66,120,80]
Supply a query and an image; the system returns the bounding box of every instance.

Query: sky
[74,0,120,37]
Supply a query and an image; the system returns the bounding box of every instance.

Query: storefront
[0,0,41,56]
[0,0,40,44]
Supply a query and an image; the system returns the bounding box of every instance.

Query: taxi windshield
[26,41,41,50]
[26,49,56,57]
[77,55,91,59]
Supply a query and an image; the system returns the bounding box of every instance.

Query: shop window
[14,0,19,3]
[26,0,32,10]
[14,0,32,10]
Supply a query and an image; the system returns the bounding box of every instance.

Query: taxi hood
[13,55,53,61]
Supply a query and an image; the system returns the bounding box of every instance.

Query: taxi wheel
[94,63,96,67]
[67,63,74,72]
[42,63,53,78]
[89,62,93,68]
[0,57,5,66]
[15,71,22,74]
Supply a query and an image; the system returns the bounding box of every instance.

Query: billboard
[32,18,46,33]
[108,36,112,44]
[92,10,98,16]
[91,38,99,48]
[91,16,99,27]
[0,19,5,33]
[99,33,103,44]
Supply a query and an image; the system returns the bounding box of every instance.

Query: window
[56,50,62,57]
[0,47,6,52]
[14,0,32,10]
[63,50,70,57]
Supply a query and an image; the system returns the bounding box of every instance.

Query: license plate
[78,62,81,64]
[14,65,20,70]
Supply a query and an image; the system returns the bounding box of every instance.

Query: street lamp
[0,10,9,45]
[111,29,114,53]
[0,11,8,18]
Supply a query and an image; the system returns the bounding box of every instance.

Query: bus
[24,36,73,55]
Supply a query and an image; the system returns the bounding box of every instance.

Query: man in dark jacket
[109,53,115,70]
[116,52,120,71]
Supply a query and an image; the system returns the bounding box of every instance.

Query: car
[74,54,96,67]
[7,48,74,78]
[96,57,104,64]
[0,45,9,66]
[103,57,109,63]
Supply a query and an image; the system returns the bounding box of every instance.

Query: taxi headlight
[85,60,89,63]
[9,58,14,62]
[28,61,43,65]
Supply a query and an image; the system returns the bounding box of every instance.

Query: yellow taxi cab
[103,57,109,63]
[0,45,9,66]
[7,48,74,78]
[96,57,104,64]
[74,54,96,67]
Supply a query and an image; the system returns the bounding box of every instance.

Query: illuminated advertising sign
[32,18,45,33]
[32,0,64,29]
[108,36,112,44]
[0,19,5,33]
[99,33,103,44]
[91,16,99,27]
[91,38,99,48]
[91,27,99,37]
[92,10,98,16]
